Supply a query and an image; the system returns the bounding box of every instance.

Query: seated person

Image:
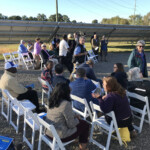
[79,59,102,85]
[18,40,28,54]
[40,43,58,67]
[27,40,34,59]
[69,68,99,112]
[0,62,42,113]
[111,63,128,89]
[52,64,70,87]
[41,60,53,90]
[45,83,89,150]
[48,43,55,56]
[92,76,137,138]
[127,67,150,109]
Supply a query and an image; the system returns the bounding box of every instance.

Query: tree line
[92,12,150,26]
[0,12,150,25]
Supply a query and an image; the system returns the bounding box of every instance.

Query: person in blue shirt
[69,68,99,112]
[18,40,28,54]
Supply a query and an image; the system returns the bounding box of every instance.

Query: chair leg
[106,122,113,150]
[42,91,44,105]
[31,128,35,150]
[23,120,26,142]
[139,106,146,133]
[89,122,95,142]
[16,114,20,134]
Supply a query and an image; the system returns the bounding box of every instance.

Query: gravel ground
[0,52,150,150]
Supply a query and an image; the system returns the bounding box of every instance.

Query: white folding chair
[127,91,150,133]
[3,89,36,133]
[20,52,34,70]
[87,50,98,64]
[11,51,21,64]
[70,94,93,123]
[37,116,74,150]
[3,53,13,62]
[23,110,45,150]
[1,93,10,122]
[91,80,101,89]
[38,77,53,107]
[89,101,122,150]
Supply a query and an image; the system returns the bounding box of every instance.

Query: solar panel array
[0,20,150,43]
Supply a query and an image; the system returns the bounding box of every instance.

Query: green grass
[0,42,150,60]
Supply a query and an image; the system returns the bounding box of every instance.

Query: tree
[129,15,143,25]
[22,15,28,20]
[8,16,22,20]
[48,13,69,22]
[37,13,47,21]
[72,20,77,23]
[92,19,98,24]
[28,16,38,21]
[143,12,150,25]
[62,15,70,22]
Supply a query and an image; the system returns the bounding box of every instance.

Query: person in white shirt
[59,34,73,73]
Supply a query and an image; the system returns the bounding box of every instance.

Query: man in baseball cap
[0,61,44,113]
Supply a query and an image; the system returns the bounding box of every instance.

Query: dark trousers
[59,56,73,73]
[105,115,134,132]
[17,90,39,112]
[61,119,89,143]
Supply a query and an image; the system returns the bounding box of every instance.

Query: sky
[0,0,149,23]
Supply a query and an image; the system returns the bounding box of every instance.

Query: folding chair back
[37,116,74,150]
[127,91,150,133]
[11,51,21,64]
[23,110,40,150]
[87,50,98,64]
[38,77,53,106]
[89,101,122,150]
[3,53,13,62]
[91,80,101,89]
[20,52,34,70]
[70,94,93,122]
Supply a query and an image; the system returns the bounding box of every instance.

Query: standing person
[100,35,108,62]
[90,32,96,46]
[72,36,87,73]
[73,32,79,46]
[92,77,137,138]
[91,33,99,59]
[59,34,73,73]
[45,83,89,150]
[52,34,60,48]
[127,40,148,77]
[111,63,128,89]
[33,38,41,69]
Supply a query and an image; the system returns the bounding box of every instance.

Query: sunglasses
[139,46,144,48]
[43,46,46,47]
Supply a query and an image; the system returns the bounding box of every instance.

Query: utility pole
[56,0,58,22]
[133,0,136,25]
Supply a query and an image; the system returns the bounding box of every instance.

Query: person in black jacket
[79,59,102,86]
[40,44,52,64]
[127,67,150,109]
[52,64,70,87]
[111,63,128,89]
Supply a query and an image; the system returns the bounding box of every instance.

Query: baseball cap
[5,62,18,70]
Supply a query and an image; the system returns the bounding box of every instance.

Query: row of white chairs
[3,52,34,70]
[1,84,150,150]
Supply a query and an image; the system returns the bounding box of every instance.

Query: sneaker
[130,130,137,138]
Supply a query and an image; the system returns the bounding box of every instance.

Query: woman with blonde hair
[127,67,150,109]
[92,76,136,138]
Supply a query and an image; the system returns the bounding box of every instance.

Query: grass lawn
[0,42,150,60]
